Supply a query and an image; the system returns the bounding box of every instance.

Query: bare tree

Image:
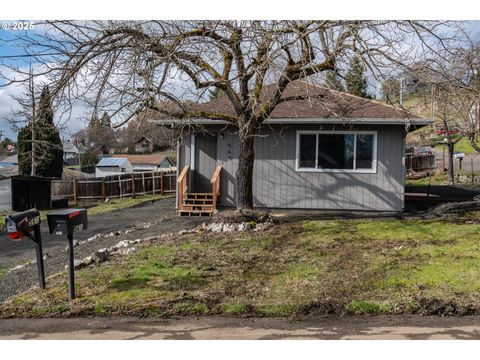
[0,20,459,208]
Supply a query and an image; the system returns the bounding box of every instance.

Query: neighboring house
[95,157,133,177]
[152,80,432,214]
[0,154,18,168]
[111,154,174,172]
[134,137,154,154]
[63,139,86,166]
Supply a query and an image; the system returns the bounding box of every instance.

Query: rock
[178,229,189,235]
[86,233,102,242]
[65,240,79,251]
[116,240,130,248]
[208,223,223,233]
[125,229,135,234]
[222,223,236,232]
[42,253,50,260]
[11,264,25,271]
[82,256,94,266]
[117,247,136,256]
[65,259,83,271]
[143,236,157,242]
[93,248,109,263]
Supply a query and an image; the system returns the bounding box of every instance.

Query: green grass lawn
[4,212,480,318]
[434,137,480,155]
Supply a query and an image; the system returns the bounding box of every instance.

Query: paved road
[435,149,480,172]
[1,316,480,339]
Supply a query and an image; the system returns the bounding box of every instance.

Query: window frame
[295,130,378,174]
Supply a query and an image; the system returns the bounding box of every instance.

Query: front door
[193,132,218,193]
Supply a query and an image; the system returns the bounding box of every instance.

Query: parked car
[414,146,434,156]
[435,127,459,136]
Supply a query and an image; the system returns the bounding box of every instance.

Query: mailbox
[47,208,88,237]
[46,208,88,300]
[4,208,45,289]
[5,208,41,240]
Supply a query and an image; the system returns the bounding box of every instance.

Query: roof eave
[151,117,433,126]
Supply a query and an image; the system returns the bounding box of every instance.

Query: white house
[111,154,174,172]
[95,157,133,177]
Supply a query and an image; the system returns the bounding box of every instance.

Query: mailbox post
[47,209,88,300]
[5,209,45,289]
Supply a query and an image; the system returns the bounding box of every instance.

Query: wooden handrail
[177,165,190,211]
[210,165,222,210]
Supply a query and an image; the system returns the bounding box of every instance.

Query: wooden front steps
[177,165,222,217]
[179,193,214,216]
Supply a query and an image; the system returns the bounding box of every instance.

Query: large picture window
[296,131,377,173]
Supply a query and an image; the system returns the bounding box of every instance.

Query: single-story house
[95,157,133,177]
[134,137,154,154]
[152,80,432,214]
[111,154,174,172]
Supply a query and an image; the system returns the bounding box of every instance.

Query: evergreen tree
[99,112,111,128]
[345,56,370,98]
[89,114,100,128]
[325,70,345,92]
[17,86,63,178]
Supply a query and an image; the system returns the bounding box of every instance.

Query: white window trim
[190,133,196,171]
[295,130,378,174]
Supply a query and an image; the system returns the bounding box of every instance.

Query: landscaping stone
[65,259,83,271]
[93,248,109,263]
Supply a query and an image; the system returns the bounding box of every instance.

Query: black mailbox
[46,208,88,300]
[47,208,88,236]
[4,208,45,289]
[5,208,41,240]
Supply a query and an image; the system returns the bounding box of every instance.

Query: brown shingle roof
[111,154,169,165]
[150,80,426,122]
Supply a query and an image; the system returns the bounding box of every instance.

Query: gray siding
[0,178,12,212]
[180,124,406,211]
[194,133,218,192]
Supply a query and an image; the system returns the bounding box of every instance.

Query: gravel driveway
[0,197,206,302]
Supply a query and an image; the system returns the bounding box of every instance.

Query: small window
[297,131,376,173]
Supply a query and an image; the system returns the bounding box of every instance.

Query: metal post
[67,233,75,300]
[472,158,475,183]
[32,224,45,289]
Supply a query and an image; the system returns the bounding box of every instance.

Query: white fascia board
[151,117,433,126]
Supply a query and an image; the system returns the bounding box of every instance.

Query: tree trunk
[235,132,255,209]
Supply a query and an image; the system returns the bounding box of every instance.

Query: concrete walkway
[1,316,480,339]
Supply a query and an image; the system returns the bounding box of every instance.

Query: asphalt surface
[0,197,206,302]
[1,315,480,339]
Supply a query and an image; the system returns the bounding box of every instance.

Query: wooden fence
[51,169,176,204]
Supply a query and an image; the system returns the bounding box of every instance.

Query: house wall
[0,178,12,212]
[178,123,406,211]
[95,163,133,177]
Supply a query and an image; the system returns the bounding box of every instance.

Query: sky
[1,20,480,142]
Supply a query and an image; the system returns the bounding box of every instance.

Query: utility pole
[29,64,37,176]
